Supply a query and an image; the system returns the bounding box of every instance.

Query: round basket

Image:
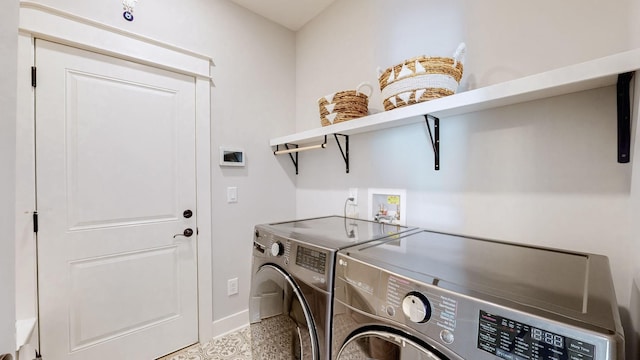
[318,82,373,127]
[378,43,466,111]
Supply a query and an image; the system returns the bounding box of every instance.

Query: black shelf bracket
[424,115,440,170]
[617,72,634,163]
[275,143,299,174]
[273,135,329,175]
[334,134,350,173]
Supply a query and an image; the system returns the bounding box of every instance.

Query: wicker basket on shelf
[318,82,373,127]
[378,43,466,111]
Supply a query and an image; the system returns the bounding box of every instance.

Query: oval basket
[318,82,373,127]
[378,43,466,111]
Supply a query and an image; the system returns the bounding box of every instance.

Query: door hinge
[31,66,37,87]
[33,211,39,233]
[34,349,42,360]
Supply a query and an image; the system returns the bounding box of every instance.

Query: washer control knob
[270,242,284,257]
[402,291,431,323]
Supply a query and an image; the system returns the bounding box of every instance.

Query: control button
[440,329,454,344]
[566,339,595,357]
[386,306,395,317]
[567,351,594,360]
[402,291,431,323]
[270,242,284,257]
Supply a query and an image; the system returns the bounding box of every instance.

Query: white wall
[295,0,637,355]
[203,2,297,327]
[297,0,633,131]
[20,0,296,334]
[1,0,18,356]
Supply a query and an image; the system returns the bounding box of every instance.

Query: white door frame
[15,1,214,351]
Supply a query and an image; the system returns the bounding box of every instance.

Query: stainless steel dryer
[332,230,624,360]
[249,216,417,360]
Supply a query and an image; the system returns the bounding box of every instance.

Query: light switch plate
[227,187,238,203]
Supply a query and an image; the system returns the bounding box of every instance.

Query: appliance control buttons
[270,242,284,257]
[402,291,431,323]
[440,329,454,344]
[386,306,395,317]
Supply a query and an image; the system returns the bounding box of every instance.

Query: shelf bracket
[334,134,349,173]
[275,143,299,174]
[617,72,634,163]
[424,115,440,171]
[273,136,329,175]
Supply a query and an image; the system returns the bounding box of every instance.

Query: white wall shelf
[271,48,639,172]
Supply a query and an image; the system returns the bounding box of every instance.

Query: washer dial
[270,241,284,257]
[402,291,431,323]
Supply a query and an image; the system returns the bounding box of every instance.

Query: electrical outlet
[227,278,238,296]
[348,188,358,205]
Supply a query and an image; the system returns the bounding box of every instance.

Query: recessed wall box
[219,147,245,167]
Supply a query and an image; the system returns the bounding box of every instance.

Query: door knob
[174,228,194,238]
[183,209,193,218]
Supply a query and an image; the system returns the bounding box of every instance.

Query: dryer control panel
[295,245,327,275]
[478,310,596,360]
[380,272,459,333]
[254,227,332,292]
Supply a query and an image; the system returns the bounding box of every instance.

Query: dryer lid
[342,230,620,332]
[258,216,417,250]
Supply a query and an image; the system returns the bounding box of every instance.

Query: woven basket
[318,82,373,127]
[378,43,466,111]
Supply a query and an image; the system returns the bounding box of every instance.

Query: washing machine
[332,229,624,360]
[249,216,417,360]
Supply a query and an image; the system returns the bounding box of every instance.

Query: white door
[35,39,198,360]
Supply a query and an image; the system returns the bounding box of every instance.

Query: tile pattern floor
[248,314,299,360]
[158,327,252,360]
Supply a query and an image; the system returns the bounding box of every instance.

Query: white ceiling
[230,0,337,31]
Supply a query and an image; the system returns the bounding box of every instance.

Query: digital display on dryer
[477,310,596,360]
[295,246,327,274]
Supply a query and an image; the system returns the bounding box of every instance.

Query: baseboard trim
[212,310,249,339]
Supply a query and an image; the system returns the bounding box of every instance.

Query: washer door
[337,328,447,360]
[249,264,319,360]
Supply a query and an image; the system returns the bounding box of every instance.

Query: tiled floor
[158,327,252,360]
